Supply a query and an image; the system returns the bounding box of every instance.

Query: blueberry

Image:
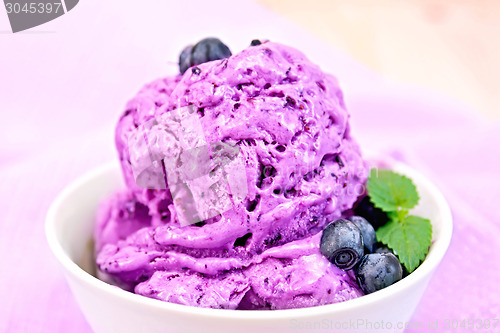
[348,216,377,253]
[372,246,409,277]
[355,253,402,294]
[374,243,394,254]
[179,45,194,75]
[191,66,201,75]
[353,196,389,229]
[320,219,364,270]
[179,38,232,74]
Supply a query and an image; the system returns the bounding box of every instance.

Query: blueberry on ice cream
[179,37,232,75]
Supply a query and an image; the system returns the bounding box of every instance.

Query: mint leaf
[367,169,420,212]
[366,168,433,272]
[376,215,432,273]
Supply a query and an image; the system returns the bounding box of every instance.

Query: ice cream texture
[95,41,368,309]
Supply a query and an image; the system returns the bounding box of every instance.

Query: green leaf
[367,169,420,212]
[376,215,432,273]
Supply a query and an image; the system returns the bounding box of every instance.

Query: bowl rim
[45,160,452,320]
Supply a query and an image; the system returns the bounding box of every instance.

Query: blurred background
[259,0,500,119]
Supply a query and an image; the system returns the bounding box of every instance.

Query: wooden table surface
[258,0,500,119]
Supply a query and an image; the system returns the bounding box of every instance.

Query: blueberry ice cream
[95,38,368,309]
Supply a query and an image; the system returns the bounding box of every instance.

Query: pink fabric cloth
[1,1,498,332]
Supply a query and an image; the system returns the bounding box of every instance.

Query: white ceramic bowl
[46,160,452,333]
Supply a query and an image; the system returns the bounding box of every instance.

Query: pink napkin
[1,1,498,332]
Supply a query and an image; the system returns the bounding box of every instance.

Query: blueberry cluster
[320,199,402,294]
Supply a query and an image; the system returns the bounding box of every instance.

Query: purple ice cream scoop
[95,41,367,309]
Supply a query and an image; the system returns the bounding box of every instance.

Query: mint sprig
[367,169,432,273]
